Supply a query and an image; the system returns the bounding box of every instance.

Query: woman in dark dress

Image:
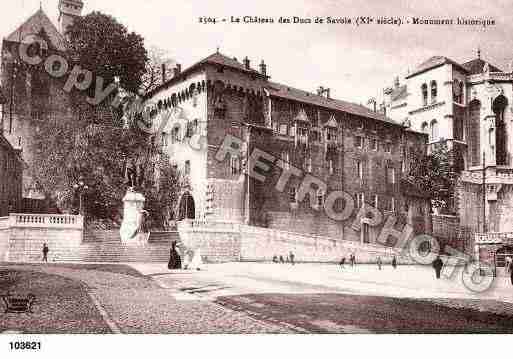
[168,242,182,270]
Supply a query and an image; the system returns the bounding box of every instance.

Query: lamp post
[73,179,89,216]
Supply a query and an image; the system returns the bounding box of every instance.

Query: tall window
[371,139,378,151]
[355,136,363,148]
[304,156,312,173]
[328,159,334,175]
[357,193,365,209]
[357,160,363,180]
[430,119,438,142]
[289,186,297,204]
[317,189,325,208]
[230,154,241,175]
[281,151,290,170]
[184,160,191,175]
[430,81,437,104]
[326,127,338,141]
[387,166,396,184]
[421,83,428,106]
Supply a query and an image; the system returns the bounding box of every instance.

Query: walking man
[432,256,444,279]
[339,257,346,269]
[392,256,397,269]
[42,243,49,262]
[377,256,382,270]
[289,251,295,265]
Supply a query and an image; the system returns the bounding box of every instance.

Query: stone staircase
[7,229,181,263]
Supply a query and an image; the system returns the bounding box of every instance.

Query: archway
[178,192,195,220]
[495,245,513,268]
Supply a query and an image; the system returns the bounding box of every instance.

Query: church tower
[58,0,84,35]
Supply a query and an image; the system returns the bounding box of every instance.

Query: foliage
[405,142,459,213]
[31,12,180,228]
[66,11,148,94]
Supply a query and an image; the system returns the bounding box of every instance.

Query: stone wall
[178,220,422,264]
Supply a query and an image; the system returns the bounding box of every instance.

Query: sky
[1,0,513,105]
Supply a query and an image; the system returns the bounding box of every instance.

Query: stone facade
[144,51,432,248]
[384,53,513,272]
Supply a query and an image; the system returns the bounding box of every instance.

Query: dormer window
[326,127,337,142]
[421,83,428,106]
[430,81,437,104]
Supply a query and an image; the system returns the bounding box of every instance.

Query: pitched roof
[406,56,467,79]
[461,58,502,75]
[4,9,67,51]
[266,82,400,126]
[145,51,267,98]
[193,52,264,76]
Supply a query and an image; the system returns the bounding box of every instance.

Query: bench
[1,294,36,313]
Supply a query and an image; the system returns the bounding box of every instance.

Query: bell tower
[58,0,84,35]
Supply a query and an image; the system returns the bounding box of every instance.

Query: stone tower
[58,0,84,35]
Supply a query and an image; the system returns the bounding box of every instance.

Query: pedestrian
[279,255,285,264]
[352,253,357,267]
[349,254,354,267]
[508,260,513,286]
[190,248,203,271]
[432,256,444,279]
[289,251,295,265]
[42,243,49,262]
[339,257,346,268]
[377,256,382,270]
[506,256,512,274]
[392,256,397,269]
[168,242,182,270]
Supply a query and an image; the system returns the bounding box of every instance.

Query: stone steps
[7,230,177,263]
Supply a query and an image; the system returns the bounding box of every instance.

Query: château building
[142,51,432,244]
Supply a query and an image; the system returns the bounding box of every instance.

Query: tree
[405,142,459,213]
[141,46,175,94]
[66,11,148,95]
[31,12,179,228]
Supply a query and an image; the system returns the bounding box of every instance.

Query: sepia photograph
[0,0,512,356]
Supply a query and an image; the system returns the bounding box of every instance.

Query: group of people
[272,252,295,265]
[339,254,398,270]
[168,242,203,271]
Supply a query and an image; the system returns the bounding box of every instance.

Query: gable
[5,9,67,51]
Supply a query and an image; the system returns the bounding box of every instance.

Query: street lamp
[73,180,89,216]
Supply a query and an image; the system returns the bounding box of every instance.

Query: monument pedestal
[120,188,146,243]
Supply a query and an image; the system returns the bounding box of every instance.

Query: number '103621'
[9,341,41,350]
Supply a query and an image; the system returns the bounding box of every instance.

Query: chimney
[259,60,267,76]
[173,63,182,78]
[394,76,400,89]
[317,86,331,99]
[162,64,167,83]
[243,57,250,70]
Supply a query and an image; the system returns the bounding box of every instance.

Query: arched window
[430,120,438,142]
[493,95,508,165]
[430,81,437,104]
[421,83,428,106]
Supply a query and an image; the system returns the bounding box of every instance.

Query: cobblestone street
[2,262,513,334]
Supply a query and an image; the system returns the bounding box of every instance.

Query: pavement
[130,262,513,304]
[4,262,513,333]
